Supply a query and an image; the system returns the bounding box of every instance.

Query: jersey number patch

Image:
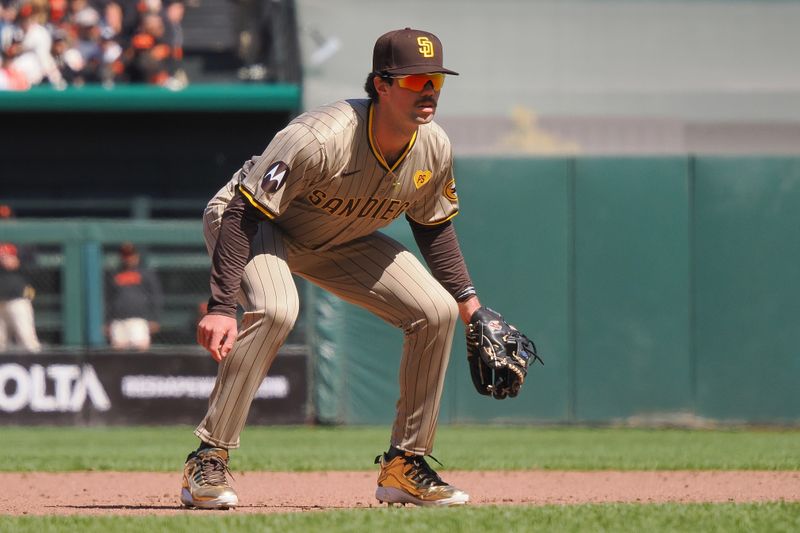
[261,161,290,194]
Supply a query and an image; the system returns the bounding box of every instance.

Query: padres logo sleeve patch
[443,179,458,202]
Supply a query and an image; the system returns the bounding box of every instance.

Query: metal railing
[1,219,308,350]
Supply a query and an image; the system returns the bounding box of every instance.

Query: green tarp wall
[3,155,799,425]
[311,156,800,425]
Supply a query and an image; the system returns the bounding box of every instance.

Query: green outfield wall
[311,156,800,426]
[3,156,799,424]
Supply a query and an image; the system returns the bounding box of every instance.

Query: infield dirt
[2,471,798,515]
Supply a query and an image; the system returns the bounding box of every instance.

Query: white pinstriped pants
[196,204,458,455]
[0,297,42,353]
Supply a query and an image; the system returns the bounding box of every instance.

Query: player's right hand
[197,314,238,362]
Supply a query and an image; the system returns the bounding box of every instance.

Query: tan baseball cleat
[180,447,239,510]
[375,450,469,507]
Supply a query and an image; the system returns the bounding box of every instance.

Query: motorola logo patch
[261,161,290,194]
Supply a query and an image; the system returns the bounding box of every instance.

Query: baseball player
[105,243,163,350]
[0,205,41,354]
[181,28,481,509]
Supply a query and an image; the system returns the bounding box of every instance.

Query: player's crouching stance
[180,27,538,510]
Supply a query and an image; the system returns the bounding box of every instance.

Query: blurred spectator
[28,0,46,20]
[51,7,121,86]
[63,0,100,30]
[101,0,140,46]
[230,0,272,81]
[50,25,81,83]
[67,5,103,82]
[106,242,163,350]
[162,1,181,45]
[48,0,68,24]
[1,0,18,38]
[101,0,183,77]
[124,10,181,87]
[162,0,184,80]
[98,23,122,83]
[6,1,65,88]
[1,38,31,90]
[0,204,42,353]
[1,1,21,89]
[1,0,186,88]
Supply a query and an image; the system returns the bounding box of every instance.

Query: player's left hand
[465,306,543,399]
[197,314,238,362]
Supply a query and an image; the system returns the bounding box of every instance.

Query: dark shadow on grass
[242,505,364,510]
[52,504,184,511]
[51,504,371,512]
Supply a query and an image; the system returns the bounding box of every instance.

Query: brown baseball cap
[372,28,458,76]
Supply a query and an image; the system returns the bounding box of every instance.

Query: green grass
[1,503,799,533]
[4,425,800,471]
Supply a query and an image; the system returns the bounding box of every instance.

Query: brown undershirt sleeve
[207,191,268,317]
[408,217,476,302]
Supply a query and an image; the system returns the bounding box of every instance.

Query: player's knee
[437,296,459,330]
[412,294,458,334]
[247,288,300,329]
[261,298,299,330]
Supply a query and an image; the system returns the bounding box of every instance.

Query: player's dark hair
[364,72,393,102]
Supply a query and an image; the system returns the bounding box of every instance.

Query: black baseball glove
[465,306,543,399]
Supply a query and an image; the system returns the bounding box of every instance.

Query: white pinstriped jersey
[229,99,459,251]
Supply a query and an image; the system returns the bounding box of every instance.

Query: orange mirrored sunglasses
[393,73,445,92]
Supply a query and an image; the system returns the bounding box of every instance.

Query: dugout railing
[0,219,306,349]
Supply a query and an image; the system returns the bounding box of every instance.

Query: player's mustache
[416,98,437,107]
